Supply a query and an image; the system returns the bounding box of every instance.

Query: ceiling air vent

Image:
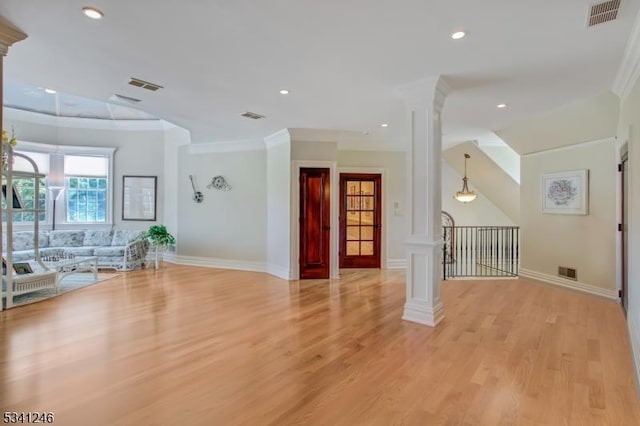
[241,111,265,119]
[128,77,164,91]
[110,94,141,104]
[588,0,621,27]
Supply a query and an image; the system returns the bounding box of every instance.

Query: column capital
[0,15,27,56]
[394,75,451,111]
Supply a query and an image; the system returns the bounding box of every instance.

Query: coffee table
[32,256,98,287]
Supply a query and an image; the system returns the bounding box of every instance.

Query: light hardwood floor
[1,264,639,425]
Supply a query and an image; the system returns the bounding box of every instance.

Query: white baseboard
[267,263,293,280]
[386,258,407,269]
[519,268,618,300]
[164,253,293,280]
[402,298,444,327]
[628,315,640,394]
[164,253,267,273]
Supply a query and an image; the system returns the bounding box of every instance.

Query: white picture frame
[541,169,589,215]
[122,175,157,221]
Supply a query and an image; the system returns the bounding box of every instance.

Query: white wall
[497,91,620,155]
[3,108,167,229]
[266,138,291,278]
[478,144,520,184]
[443,141,520,223]
[163,126,191,243]
[337,150,406,266]
[291,140,337,161]
[617,76,640,387]
[176,145,267,262]
[519,139,616,294]
[441,161,514,226]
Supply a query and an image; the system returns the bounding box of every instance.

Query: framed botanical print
[541,169,589,215]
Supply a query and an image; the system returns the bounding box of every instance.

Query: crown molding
[0,16,27,56]
[264,128,291,148]
[287,128,351,143]
[394,75,451,111]
[521,136,615,157]
[187,139,265,154]
[4,107,167,131]
[612,8,640,100]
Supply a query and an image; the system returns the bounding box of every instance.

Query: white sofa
[4,229,150,271]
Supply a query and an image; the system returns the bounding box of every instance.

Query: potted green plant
[145,225,176,269]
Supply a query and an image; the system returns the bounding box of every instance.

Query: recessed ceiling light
[497,103,507,109]
[82,7,104,20]
[451,31,466,40]
[381,123,389,128]
[279,89,290,95]
[44,88,56,94]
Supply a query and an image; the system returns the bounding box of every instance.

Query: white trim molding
[404,236,443,251]
[267,264,293,280]
[264,129,291,148]
[628,315,640,393]
[188,139,265,154]
[522,137,615,157]
[164,254,292,280]
[385,259,407,269]
[4,107,167,131]
[613,7,640,100]
[402,298,444,327]
[164,253,267,273]
[519,268,618,300]
[0,16,27,56]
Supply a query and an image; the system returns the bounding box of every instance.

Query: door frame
[291,160,339,280]
[621,147,629,312]
[618,141,629,311]
[616,135,629,306]
[338,167,387,269]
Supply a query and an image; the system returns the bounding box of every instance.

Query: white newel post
[397,76,450,327]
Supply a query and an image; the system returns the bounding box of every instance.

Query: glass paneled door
[339,173,382,268]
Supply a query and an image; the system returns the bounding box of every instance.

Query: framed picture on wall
[541,169,589,215]
[122,175,157,221]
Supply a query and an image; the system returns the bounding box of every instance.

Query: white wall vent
[588,0,621,27]
[241,111,265,119]
[128,77,163,91]
[558,266,577,280]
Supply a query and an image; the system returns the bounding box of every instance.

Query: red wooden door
[299,168,331,279]
[339,173,382,268]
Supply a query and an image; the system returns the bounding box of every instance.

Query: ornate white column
[0,16,27,311]
[0,16,28,168]
[396,76,450,327]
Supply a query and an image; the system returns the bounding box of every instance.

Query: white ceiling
[1,0,638,148]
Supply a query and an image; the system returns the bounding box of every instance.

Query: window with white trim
[65,155,109,224]
[5,143,114,229]
[3,151,49,224]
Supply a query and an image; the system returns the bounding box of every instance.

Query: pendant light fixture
[454,153,477,203]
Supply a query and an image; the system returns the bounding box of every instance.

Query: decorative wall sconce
[189,175,204,203]
[207,175,231,191]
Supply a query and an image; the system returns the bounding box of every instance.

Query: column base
[402,298,444,327]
